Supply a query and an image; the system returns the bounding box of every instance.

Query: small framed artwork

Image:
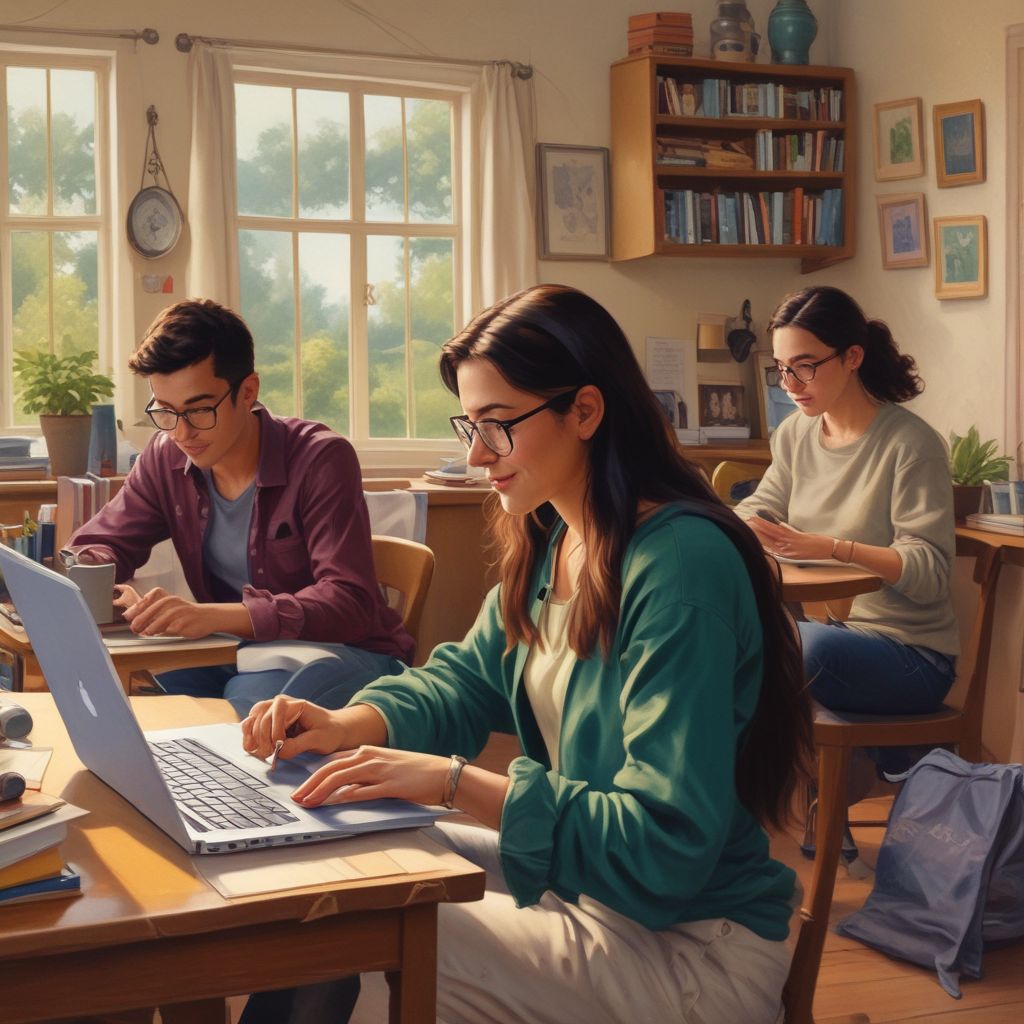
[652,389,687,429]
[536,143,611,260]
[754,353,797,436]
[934,215,987,299]
[876,193,928,269]
[698,382,748,428]
[933,99,985,187]
[872,98,924,181]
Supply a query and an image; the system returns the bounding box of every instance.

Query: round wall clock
[126,185,183,259]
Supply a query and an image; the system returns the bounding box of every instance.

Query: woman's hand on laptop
[241,696,387,762]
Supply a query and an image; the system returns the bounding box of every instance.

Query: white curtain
[468,64,537,310]
[185,44,238,306]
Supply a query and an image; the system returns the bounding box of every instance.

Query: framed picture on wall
[933,99,985,187]
[934,215,987,299]
[876,193,928,269]
[536,143,611,260]
[698,382,748,428]
[754,353,797,436]
[872,98,925,181]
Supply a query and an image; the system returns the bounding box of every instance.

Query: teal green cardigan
[354,504,795,940]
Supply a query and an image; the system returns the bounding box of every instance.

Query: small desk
[0,616,237,692]
[0,694,485,1024]
[778,562,883,603]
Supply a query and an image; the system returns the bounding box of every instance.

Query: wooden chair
[371,534,435,653]
[782,533,1005,1024]
[711,459,767,506]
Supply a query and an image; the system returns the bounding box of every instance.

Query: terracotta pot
[39,413,92,478]
[952,484,984,521]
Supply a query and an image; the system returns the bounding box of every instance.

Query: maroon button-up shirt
[69,406,414,663]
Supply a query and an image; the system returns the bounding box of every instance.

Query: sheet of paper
[0,745,53,789]
[645,336,698,432]
[195,828,472,899]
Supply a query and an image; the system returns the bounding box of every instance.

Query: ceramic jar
[767,0,818,65]
[710,2,759,63]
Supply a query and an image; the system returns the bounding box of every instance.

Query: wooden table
[0,616,237,692]
[956,521,1024,566]
[777,562,883,603]
[0,694,485,1024]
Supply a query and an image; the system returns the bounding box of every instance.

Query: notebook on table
[0,545,440,856]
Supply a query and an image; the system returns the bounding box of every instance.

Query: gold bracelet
[847,540,856,564]
[441,754,468,808]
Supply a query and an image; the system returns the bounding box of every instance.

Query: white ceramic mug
[68,562,116,624]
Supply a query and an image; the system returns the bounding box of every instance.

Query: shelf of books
[610,55,856,272]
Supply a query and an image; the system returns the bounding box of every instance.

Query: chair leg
[783,743,851,1024]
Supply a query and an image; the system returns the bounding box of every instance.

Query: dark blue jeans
[156,644,405,718]
[799,620,956,776]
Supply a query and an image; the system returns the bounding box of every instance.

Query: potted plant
[948,426,1011,520]
[13,349,115,478]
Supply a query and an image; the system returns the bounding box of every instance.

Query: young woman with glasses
[735,285,958,826]
[240,284,811,1024]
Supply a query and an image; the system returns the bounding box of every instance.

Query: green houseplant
[13,349,115,478]
[948,426,1011,520]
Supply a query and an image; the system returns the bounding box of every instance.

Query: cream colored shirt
[735,402,959,655]
[522,593,576,769]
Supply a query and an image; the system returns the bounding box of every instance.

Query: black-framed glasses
[450,387,582,457]
[766,351,841,388]
[145,388,234,432]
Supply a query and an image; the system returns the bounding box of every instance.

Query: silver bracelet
[442,754,468,808]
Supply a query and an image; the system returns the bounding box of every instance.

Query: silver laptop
[0,545,439,854]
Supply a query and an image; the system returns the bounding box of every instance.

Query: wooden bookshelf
[610,55,856,273]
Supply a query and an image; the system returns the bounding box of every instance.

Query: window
[0,55,110,428]
[234,73,462,448]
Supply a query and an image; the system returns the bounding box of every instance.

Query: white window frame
[0,50,113,433]
[233,66,469,465]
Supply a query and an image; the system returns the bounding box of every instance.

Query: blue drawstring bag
[836,748,1024,998]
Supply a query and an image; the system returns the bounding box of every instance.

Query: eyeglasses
[766,351,841,388]
[145,387,234,431]
[449,388,582,457]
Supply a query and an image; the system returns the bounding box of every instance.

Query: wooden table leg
[386,903,438,1024]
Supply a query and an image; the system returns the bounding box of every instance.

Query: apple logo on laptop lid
[78,680,99,718]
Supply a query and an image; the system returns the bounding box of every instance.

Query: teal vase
[767,0,818,65]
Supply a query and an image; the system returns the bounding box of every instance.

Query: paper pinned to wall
[645,336,699,432]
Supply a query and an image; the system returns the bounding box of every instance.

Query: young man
[68,299,413,714]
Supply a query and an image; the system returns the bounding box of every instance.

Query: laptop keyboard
[149,736,300,832]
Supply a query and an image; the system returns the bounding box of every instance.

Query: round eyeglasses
[766,351,841,388]
[145,387,233,431]
[449,387,582,457]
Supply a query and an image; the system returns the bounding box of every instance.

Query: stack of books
[0,437,49,481]
[55,473,113,550]
[0,794,83,906]
[965,512,1024,536]
[628,11,694,56]
[656,136,754,168]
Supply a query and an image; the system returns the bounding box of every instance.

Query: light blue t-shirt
[202,471,256,599]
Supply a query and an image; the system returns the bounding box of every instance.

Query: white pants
[352,822,790,1024]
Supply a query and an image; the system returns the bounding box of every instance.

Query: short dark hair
[129,300,255,395]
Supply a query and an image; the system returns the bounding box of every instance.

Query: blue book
[0,865,81,905]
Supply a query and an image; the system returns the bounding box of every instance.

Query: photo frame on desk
[934,99,985,187]
[698,381,748,428]
[934,215,987,299]
[877,192,928,269]
[754,352,797,436]
[536,143,610,260]
[872,98,924,182]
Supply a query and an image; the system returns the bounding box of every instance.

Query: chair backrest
[711,459,767,506]
[371,534,435,650]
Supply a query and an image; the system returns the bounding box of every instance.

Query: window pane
[236,84,293,217]
[53,231,99,357]
[7,68,48,214]
[298,233,349,433]
[364,95,404,222]
[410,238,456,438]
[50,70,97,216]
[239,230,295,415]
[367,235,406,437]
[11,231,49,358]
[407,99,452,224]
[297,90,349,219]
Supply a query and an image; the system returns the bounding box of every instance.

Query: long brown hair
[770,285,922,402]
[440,285,810,828]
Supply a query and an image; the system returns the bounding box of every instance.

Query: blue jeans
[156,643,405,718]
[799,620,956,776]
